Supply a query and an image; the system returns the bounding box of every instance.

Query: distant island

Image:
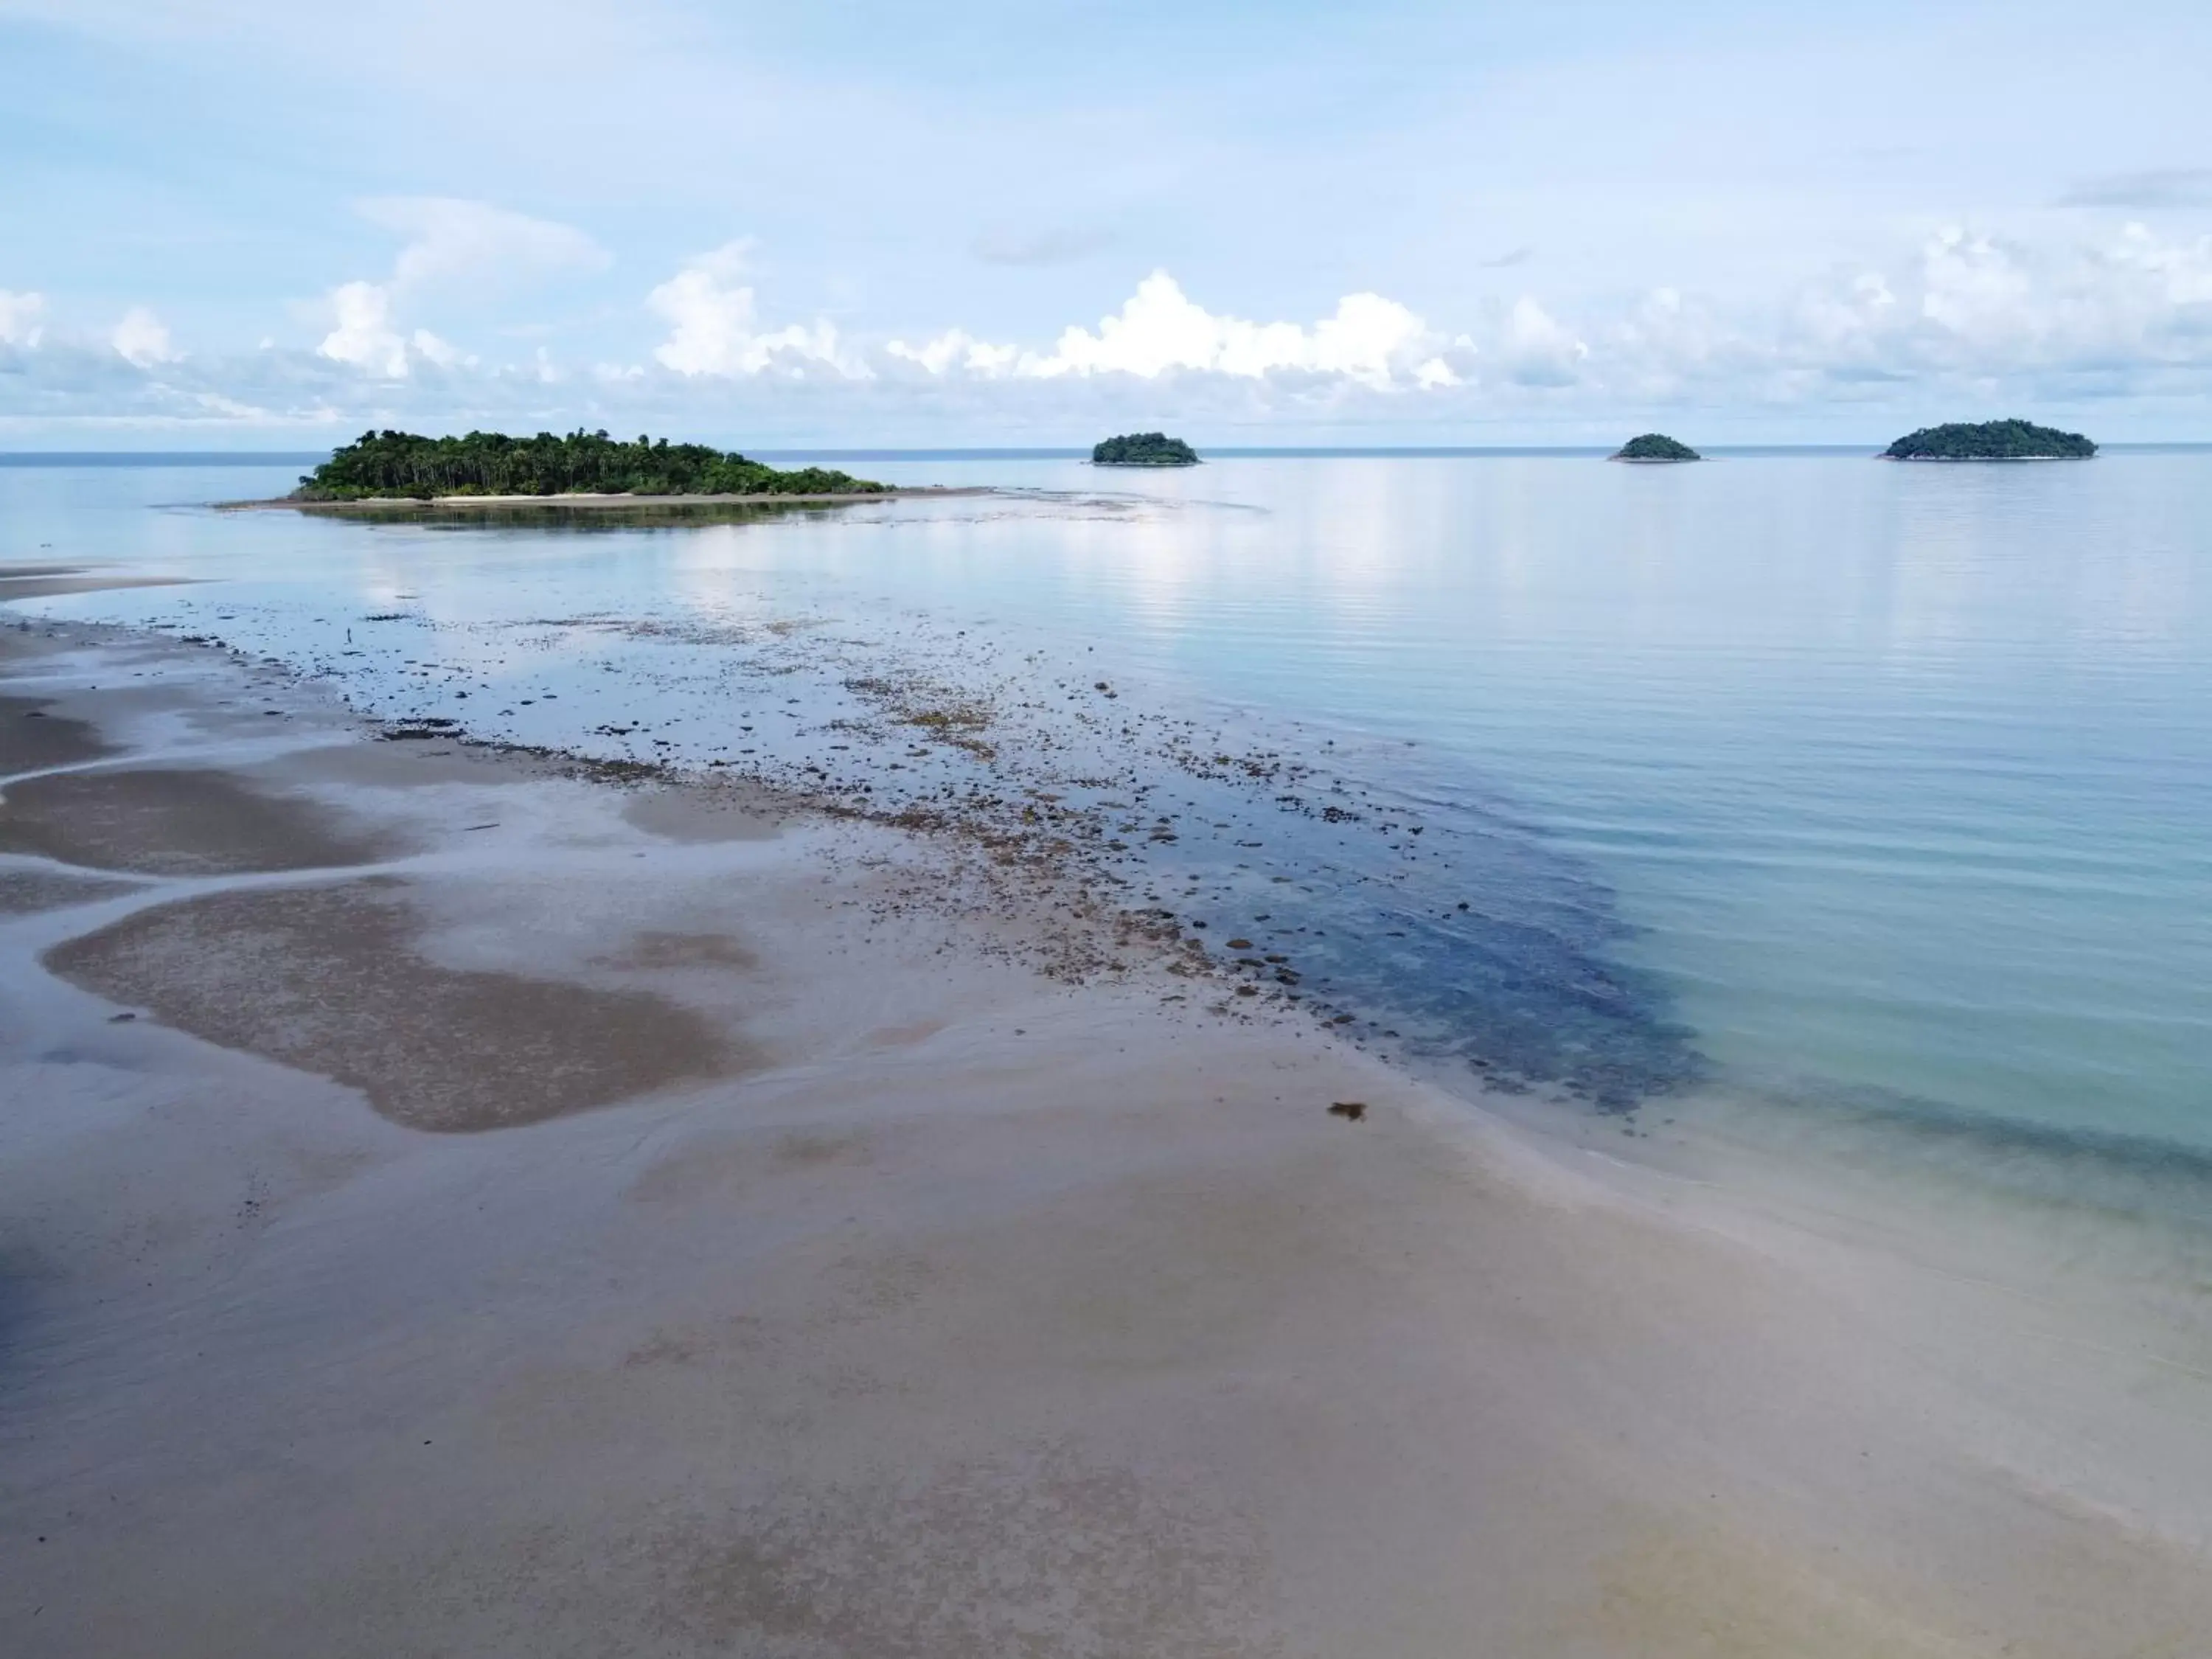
[1092,432,1200,467]
[289,428,890,501]
[1611,434,1701,463]
[1883,420,2096,462]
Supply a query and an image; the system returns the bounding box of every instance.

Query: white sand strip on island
[3,618,2211,1658]
[232,486,987,512]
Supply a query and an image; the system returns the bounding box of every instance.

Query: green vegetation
[1883,420,2096,461]
[1092,431,1200,466]
[1612,433,1701,462]
[291,429,888,501]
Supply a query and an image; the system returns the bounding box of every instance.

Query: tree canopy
[1612,433,1701,462]
[291,429,888,500]
[1884,420,2096,460]
[1092,432,1200,466]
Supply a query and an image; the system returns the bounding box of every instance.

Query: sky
[4,0,2212,447]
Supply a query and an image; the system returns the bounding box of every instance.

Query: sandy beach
[232,487,987,514]
[7,608,2212,1658]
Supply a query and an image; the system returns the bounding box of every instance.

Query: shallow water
[7,451,2210,1164]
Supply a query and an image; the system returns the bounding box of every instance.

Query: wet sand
[4,620,2212,1657]
[49,877,743,1132]
[0,694,114,774]
[0,766,404,874]
[0,868,139,915]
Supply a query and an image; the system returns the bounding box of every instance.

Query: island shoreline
[220,484,992,512]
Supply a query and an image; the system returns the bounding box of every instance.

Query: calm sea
[7,450,2209,1184]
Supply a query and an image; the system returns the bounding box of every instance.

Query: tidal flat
[4,618,2210,1657]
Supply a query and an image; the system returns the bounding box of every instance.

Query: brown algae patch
[900,705,997,761]
[0,768,401,875]
[45,879,745,1131]
[0,694,116,775]
[843,673,1000,762]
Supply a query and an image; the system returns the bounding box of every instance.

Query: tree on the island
[1883,420,2096,460]
[1612,434,1701,462]
[1092,432,1200,465]
[291,429,888,500]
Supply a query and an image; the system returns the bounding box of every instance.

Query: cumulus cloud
[408,328,470,369]
[1032,274,1429,385]
[0,290,46,349]
[886,327,1018,376]
[319,279,408,376]
[891,272,1437,390]
[1539,220,2212,410]
[316,281,470,379]
[1492,297,1587,386]
[1798,223,2212,383]
[647,243,858,378]
[111,305,178,367]
[1919,227,2039,344]
[317,198,606,380]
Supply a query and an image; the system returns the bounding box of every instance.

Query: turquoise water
[7,451,2210,1158]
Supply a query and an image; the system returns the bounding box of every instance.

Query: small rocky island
[1092,432,1200,467]
[288,428,888,501]
[1611,434,1701,462]
[1884,420,2096,462]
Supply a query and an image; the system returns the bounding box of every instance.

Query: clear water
[7,451,2209,1163]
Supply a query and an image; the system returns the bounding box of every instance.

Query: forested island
[1092,432,1200,466]
[1883,420,2096,461]
[1611,433,1701,462]
[289,429,889,501]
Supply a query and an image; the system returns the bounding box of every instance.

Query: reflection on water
[7,451,2211,1152]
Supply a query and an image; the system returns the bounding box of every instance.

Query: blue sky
[4,0,2212,445]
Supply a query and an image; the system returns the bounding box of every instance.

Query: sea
[6,448,2209,1219]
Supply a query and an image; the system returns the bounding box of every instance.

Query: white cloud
[892,272,1437,389]
[886,327,1018,376]
[1494,296,1587,386]
[111,305,178,367]
[316,198,605,379]
[408,328,469,369]
[361,196,609,293]
[1919,228,2038,345]
[1020,272,1430,386]
[319,279,408,377]
[0,290,46,348]
[647,243,858,378]
[1759,223,2212,389]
